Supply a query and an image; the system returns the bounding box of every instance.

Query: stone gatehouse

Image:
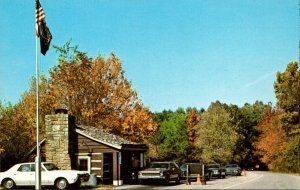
[36,110,148,185]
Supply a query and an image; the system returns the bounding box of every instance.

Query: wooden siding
[76,133,119,179]
[77,134,119,153]
[75,133,147,184]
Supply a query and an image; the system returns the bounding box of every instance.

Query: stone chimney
[45,108,76,170]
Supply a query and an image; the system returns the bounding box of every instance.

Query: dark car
[225,164,241,176]
[180,163,211,181]
[138,162,181,185]
[207,164,226,178]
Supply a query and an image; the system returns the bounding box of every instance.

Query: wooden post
[113,152,123,186]
[186,164,190,185]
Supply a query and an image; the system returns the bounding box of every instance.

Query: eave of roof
[75,129,122,150]
[26,138,46,157]
[75,125,147,151]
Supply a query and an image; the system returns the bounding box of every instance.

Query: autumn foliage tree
[186,107,201,161]
[0,42,157,170]
[255,108,288,171]
[42,42,157,142]
[256,61,300,173]
[0,98,37,170]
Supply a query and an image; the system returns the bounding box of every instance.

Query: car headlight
[160,171,164,177]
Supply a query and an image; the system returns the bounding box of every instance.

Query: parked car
[225,164,241,176]
[138,162,181,185]
[180,163,211,181]
[0,162,89,190]
[207,164,226,178]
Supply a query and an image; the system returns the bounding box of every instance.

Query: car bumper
[77,173,90,183]
[138,175,165,180]
[211,171,220,176]
[226,170,241,175]
[210,170,225,177]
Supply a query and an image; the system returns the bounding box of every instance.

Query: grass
[80,182,114,189]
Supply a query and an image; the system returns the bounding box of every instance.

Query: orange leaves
[255,109,288,171]
[0,44,157,169]
[45,45,157,142]
[186,109,199,145]
[121,105,157,142]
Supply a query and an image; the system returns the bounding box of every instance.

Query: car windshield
[180,164,187,170]
[150,163,169,169]
[207,164,220,169]
[180,163,200,170]
[43,163,59,171]
[226,164,237,168]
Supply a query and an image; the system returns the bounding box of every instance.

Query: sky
[0,0,298,112]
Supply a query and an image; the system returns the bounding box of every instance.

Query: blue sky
[0,0,298,112]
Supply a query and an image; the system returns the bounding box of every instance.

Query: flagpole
[35,0,51,187]
[35,33,41,190]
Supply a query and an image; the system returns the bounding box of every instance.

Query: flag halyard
[35,0,52,55]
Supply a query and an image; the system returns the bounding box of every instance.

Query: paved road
[1,171,298,189]
[224,171,300,189]
[112,171,300,189]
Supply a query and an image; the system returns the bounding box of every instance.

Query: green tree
[273,62,300,172]
[150,109,189,162]
[195,101,238,164]
[274,62,300,135]
[282,135,300,172]
[232,102,268,168]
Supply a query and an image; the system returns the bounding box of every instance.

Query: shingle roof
[76,125,141,150]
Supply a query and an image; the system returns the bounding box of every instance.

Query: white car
[0,162,89,190]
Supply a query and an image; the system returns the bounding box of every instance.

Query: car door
[169,163,179,179]
[14,164,33,186]
[41,163,53,185]
[29,164,50,185]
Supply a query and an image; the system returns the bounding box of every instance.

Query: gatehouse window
[78,156,91,173]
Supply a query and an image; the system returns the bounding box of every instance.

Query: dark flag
[36,0,52,55]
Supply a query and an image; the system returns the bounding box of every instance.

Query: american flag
[35,0,45,36]
[35,0,52,55]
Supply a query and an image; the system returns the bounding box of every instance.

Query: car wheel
[176,175,181,184]
[2,178,15,190]
[164,177,170,185]
[55,178,68,190]
[139,179,144,185]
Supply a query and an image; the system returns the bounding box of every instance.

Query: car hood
[226,167,239,170]
[49,170,88,175]
[140,168,168,172]
[208,168,220,171]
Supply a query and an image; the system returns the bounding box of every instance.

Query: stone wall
[45,113,76,170]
